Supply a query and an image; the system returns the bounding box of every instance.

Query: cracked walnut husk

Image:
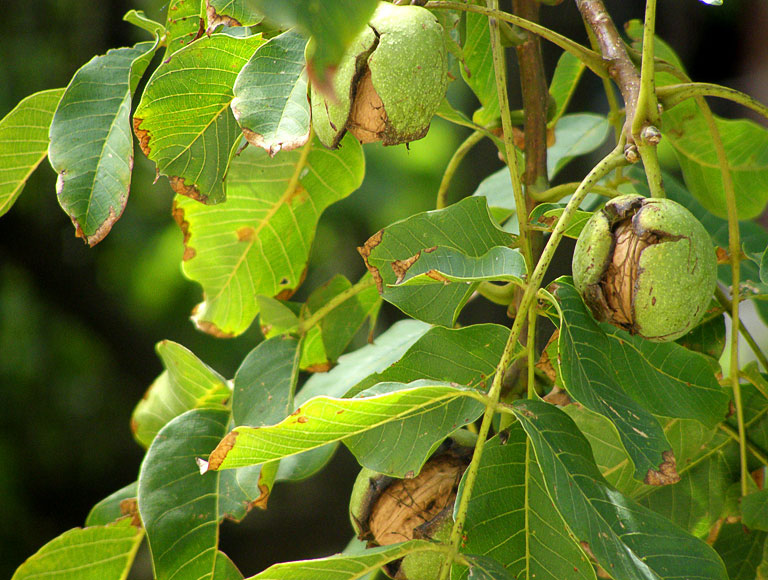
[572,194,717,342]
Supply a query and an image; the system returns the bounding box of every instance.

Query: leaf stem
[530,182,621,203]
[657,83,768,122]
[719,423,768,468]
[440,144,626,580]
[715,286,768,373]
[297,276,376,335]
[476,281,518,305]
[436,130,484,209]
[424,1,606,76]
[285,128,314,203]
[632,0,660,135]
[637,141,665,198]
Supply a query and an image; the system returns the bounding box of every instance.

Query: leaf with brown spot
[206,0,263,34]
[644,450,680,486]
[133,33,266,205]
[164,0,205,57]
[358,230,384,292]
[49,42,156,245]
[178,134,364,337]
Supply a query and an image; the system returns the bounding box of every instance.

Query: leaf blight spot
[358,229,384,292]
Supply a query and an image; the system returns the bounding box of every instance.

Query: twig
[657,83,768,122]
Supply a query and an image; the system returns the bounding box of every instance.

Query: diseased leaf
[359,197,515,326]
[176,133,364,337]
[0,88,63,218]
[513,399,729,580]
[11,520,143,580]
[138,409,251,579]
[391,246,525,288]
[547,113,610,179]
[458,428,595,580]
[207,0,263,33]
[553,277,728,482]
[131,340,230,448]
[164,0,205,57]
[86,482,139,527]
[134,34,265,204]
[232,29,310,155]
[460,2,499,125]
[250,0,377,88]
[245,540,443,580]
[202,381,484,477]
[713,522,768,580]
[548,51,585,125]
[49,42,155,245]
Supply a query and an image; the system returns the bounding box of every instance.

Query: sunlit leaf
[177,133,364,337]
[203,381,484,477]
[513,399,728,580]
[250,0,377,87]
[232,29,310,155]
[131,341,230,448]
[460,1,499,125]
[123,10,165,38]
[457,428,595,580]
[138,409,249,579]
[548,51,585,126]
[360,196,515,326]
[547,113,610,179]
[0,88,63,218]
[49,42,155,245]
[134,34,265,204]
[245,540,442,580]
[12,519,143,580]
[207,0,263,33]
[164,0,204,57]
[86,482,139,527]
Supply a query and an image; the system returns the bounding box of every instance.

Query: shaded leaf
[0,88,63,218]
[675,311,726,361]
[177,133,364,336]
[461,554,514,580]
[360,197,515,326]
[460,2,499,125]
[548,51,585,125]
[761,246,768,284]
[391,246,525,288]
[245,540,442,580]
[258,295,300,336]
[472,167,517,225]
[553,278,728,482]
[138,409,249,579]
[251,0,378,88]
[207,0,263,33]
[297,319,431,404]
[513,399,728,580]
[49,42,155,245]
[529,203,592,239]
[743,489,768,531]
[458,428,595,580]
[12,519,143,580]
[713,522,768,580]
[547,113,610,180]
[86,482,139,527]
[232,29,310,155]
[203,381,484,477]
[134,34,265,204]
[131,340,229,448]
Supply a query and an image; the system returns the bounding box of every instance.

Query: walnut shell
[572,194,717,342]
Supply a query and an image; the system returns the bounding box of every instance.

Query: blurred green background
[1,0,766,578]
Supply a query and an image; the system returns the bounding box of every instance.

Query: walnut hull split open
[572,194,717,342]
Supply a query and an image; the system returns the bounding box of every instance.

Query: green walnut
[310,1,448,148]
[349,441,472,580]
[572,194,717,342]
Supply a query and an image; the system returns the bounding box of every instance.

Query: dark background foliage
[1,0,766,578]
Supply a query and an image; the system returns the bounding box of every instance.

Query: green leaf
[123,9,165,38]
[177,133,364,337]
[86,482,138,526]
[0,88,63,218]
[203,381,484,477]
[296,319,431,404]
[553,278,728,482]
[164,0,205,57]
[258,295,300,336]
[360,197,515,326]
[472,167,517,225]
[138,409,247,579]
[548,51,585,126]
[742,489,768,531]
[232,29,310,155]
[391,246,525,288]
[759,245,768,284]
[662,96,768,220]
[134,33,265,204]
[347,323,512,398]
[12,519,143,580]
[245,540,443,580]
[131,340,230,448]
[460,2,499,125]
[461,555,514,580]
[251,0,378,87]
[207,0,263,33]
[458,428,595,580]
[529,203,592,239]
[233,336,301,426]
[547,113,610,180]
[713,522,768,580]
[512,399,729,580]
[49,42,155,245]
[675,311,727,361]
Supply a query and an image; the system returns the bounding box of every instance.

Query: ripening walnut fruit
[572,194,717,342]
[310,2,448,148]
